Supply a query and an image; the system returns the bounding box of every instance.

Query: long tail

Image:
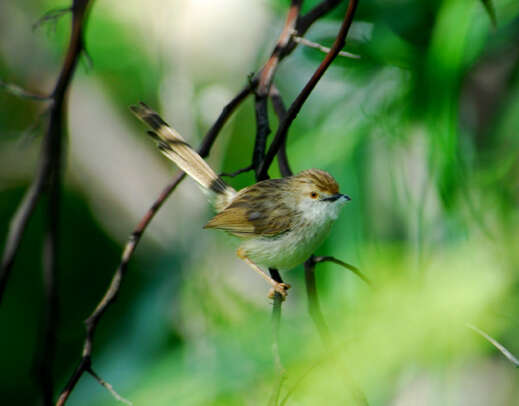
[130,102,235,210]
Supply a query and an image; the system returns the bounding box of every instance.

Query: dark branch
[313,256,372,287]
[220,164,254,178]
[258,0,359,180]
[0,0,92,304]
[199,83,254,157]
[56,79,253,405]
[269,86,292,177]
[32,7,72,31]
[297,0,342,34]
[0,2,93,405]
[252,95,271,173]
[251,3,306,400]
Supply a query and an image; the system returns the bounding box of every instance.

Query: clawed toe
[268,282,291,300]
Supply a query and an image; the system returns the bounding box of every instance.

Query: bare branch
[257,0,302,97]
[0,169,48,300]
[297,0,342,34]
[313,256,372,287]
[252,95,271,172]
[0,3,94,405]
[269,86,292,177]
[220,164,254,178]
[466,323,519,367]
[32,7,72,31]
[252,0,302,174]
[249,6,313,401]
[258,0,360,180]
[88,368,132,405]
[0,79,50,101]
[56,79,254,405]
[291,32,360,59]
[1,0,92,304]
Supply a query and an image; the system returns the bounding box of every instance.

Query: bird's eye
[310,192,318,199]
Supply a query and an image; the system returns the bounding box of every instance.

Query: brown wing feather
[203,180,294,237]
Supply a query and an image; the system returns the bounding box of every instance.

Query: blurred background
[1,0,519,405]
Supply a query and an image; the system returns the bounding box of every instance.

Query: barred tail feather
[130,102,234,210]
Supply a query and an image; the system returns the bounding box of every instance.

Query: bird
[130,102,350,298]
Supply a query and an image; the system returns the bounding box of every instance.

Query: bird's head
[291,169,351,221]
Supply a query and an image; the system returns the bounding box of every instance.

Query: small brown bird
[131,102,350,298]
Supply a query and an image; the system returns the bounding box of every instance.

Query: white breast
[240,214,334,270]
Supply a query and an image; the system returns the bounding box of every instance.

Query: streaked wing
[203,182,293,237]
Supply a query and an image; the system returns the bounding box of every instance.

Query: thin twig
[257,0,303,97]
[32,7,72,31]
[88,368,133,405]
[258,0,360,180]
[220,164,254,178]
[313,256,372,287]
[466,323,519,367]
[56,80,254,406]
[291,33,360,59]
[0,79,50,101]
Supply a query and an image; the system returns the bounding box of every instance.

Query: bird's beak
[323,194,351,202]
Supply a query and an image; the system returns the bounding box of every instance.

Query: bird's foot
[268,282,291,301]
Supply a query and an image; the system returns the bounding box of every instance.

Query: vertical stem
[252,95,271,173]
[268,268,285,373]
[304,257,331,345]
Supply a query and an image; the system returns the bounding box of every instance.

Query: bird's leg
[237,249,291,298]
